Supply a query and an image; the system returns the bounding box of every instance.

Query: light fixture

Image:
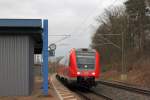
[92,72,95,75]
[77,72,81,75]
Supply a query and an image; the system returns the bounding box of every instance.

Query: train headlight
[92,72,95,75]
[77,72,81,75]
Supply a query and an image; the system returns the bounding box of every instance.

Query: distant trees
[91,0,150,71]
[92,6,127,65]
[125,0,148,52]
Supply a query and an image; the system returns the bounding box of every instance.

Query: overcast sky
[0,0,125,56]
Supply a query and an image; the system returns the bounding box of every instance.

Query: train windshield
[76,53,95,70]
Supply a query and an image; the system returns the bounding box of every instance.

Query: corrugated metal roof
[0,19,42,27]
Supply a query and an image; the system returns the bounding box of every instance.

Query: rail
[98,80,150,96]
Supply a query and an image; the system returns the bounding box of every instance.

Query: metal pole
[96,33,127,80]
[42,19,48,95]
[121,31,127,80]
[121,32,124,80]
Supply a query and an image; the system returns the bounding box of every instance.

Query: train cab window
[76,51,96,70]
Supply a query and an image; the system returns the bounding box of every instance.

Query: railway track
[89,89,112,100]
[74,87,112,100]
[60,80,112,100]
[98,80,150,96]
[56,75,112,100]
[55,74,150,100]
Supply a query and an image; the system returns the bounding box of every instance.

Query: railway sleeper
[77,76,96,88]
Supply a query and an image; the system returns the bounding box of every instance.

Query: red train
[56,48,101,88]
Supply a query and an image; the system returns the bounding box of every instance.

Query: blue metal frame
[42,19,48,95]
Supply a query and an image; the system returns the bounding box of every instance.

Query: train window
[76,55,95,70]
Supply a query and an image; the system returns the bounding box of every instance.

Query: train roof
[69,48,96,56]
[76,48,95,51]
[71,48,96,53]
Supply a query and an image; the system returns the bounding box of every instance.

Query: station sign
[49,50,55,56]
[49,43,56,56]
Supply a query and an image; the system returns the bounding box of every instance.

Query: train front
[71,48,100,88]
